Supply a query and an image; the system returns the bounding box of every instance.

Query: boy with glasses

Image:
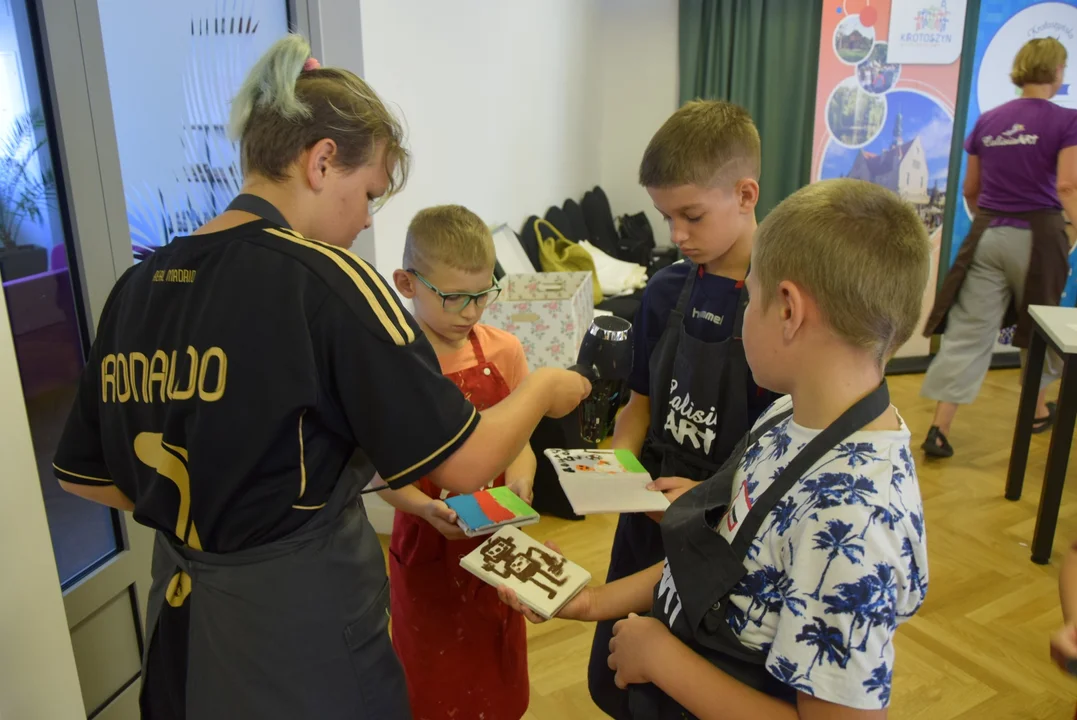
[379,204,535,720]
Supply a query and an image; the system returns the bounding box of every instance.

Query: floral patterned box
[483,272,595,369]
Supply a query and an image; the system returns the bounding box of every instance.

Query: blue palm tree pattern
[810,519,865,599]
[771,656,813,694]
[863,663,892,705]
[717,396,928,709]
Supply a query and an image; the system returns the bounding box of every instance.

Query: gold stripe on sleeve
[263,228,412,346]
[52,463,112,484]
[382,407,478,484]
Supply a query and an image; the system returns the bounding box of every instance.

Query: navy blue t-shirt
[629,261,773,418]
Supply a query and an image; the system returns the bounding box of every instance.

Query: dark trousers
[588,512,666,718]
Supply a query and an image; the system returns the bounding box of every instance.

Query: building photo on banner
[812,0,967,359]
[951,0,1077,308]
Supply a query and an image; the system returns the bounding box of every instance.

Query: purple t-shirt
[965,98,1077,225]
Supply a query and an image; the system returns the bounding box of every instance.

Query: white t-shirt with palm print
[656,394,928,709]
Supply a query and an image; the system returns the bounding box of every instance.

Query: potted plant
[0,110,55,282]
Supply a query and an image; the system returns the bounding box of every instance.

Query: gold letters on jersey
[100,346,227,403]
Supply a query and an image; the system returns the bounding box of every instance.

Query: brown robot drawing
[480,535,568,600]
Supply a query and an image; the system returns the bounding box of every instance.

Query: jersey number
[134,432,198,607]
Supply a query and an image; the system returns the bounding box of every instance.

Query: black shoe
[1032,402,1057,434]
[922,426,953,458]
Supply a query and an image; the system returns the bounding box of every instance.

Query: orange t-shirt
[437,324,529,390]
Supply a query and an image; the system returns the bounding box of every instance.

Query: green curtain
[680,0,823,219]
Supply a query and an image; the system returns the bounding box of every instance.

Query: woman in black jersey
[52,35,589,720]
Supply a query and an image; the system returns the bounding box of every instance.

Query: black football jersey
[54,220,477,552]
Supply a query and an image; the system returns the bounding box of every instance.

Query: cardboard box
[484,272,594,369]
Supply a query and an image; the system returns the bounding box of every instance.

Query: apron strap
[728,381,892,557]
[226,193,292,229]
[467,330,487,364]
[671,263,699,319]
[731,282,749,340]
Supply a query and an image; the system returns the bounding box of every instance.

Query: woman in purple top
[923,38,1077,458]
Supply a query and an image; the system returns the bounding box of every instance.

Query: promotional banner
[949,0,1077,306]
[812,0,968,359]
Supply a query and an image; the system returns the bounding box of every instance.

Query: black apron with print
[627,382,892,718]
[589,265,752,715]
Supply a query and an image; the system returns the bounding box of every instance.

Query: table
[1005,305,1077,564]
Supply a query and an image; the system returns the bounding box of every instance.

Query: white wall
[596,0,679,245]
[358,0,603,275]
[0,289,86,719]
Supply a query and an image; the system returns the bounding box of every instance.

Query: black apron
[139,194,410,719]
[589,265,752,715]
[626,381,892,718]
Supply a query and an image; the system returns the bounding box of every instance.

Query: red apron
[389,331,529,720]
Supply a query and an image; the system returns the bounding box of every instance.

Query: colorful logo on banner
[889,2,968,64]
[949,0,1077,307]
[811,0,966,358]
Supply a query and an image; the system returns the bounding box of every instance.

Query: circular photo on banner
[834,13,875,65]
[857,41,901,95]
[826,77,887,148]
[977,2,1077,113]
[819,89,953,236]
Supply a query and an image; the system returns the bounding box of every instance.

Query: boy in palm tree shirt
[501,179,930,718]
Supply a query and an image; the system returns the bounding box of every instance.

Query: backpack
[562,199,590,242]
[580,186,621,258]
[616,212,656,268]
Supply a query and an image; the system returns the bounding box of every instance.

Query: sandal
[1033,402,1057,435]
[922,426,954,458]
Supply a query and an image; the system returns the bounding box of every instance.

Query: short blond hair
[639,100,760,189]
[1011,37,1067,87]
[403,205,495,274]
[753,180,930,362]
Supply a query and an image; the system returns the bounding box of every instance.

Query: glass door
[2,0,119,589]
[2,0,149,716]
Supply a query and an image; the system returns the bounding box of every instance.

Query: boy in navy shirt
[591,100,779,714]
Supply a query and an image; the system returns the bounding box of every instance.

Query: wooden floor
[380,370,1077,718]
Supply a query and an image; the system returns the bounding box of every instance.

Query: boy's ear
[393,269,417,299]
[736,178,760,213]
[777,279,806,341]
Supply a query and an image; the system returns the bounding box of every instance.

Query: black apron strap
[728,381,891,556]
[226,193,292,230]
[731,283,749,340]
[670,263,698,318]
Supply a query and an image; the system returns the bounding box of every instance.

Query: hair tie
[303,57,321,72]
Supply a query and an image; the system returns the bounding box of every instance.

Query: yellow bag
[533,217,603,305]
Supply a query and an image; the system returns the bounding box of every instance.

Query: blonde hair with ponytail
[229,34,408,195]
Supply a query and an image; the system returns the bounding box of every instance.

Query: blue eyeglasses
[407,269,502,314]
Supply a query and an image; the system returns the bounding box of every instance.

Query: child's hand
[533,367,592,418]
[496,540,594,622]
[644,476,701,522]
[608,613,672,689]
[507,476,534,505]
[421,499,466,540]
[1051,623,1077,673]
[498,583,594,624]
[647,476,701,503]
